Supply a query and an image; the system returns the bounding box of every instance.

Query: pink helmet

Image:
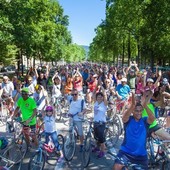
[45,106,53,111]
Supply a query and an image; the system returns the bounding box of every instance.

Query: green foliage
[0,0,85,66]
[89,0,170,67]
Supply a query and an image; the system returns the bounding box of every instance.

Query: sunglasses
[22,93,29,95]
[71,93,78,96]
[135,109,142,112]
[46,110,53,112]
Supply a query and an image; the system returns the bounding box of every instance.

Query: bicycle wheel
[63,133,76,161]
[82,134,91,168]
[2,143,24,164]
[57,134,64,150]
[15,136,28,160]
[28,150,45,170]
[105,122,119,148]
[113,114,123,135]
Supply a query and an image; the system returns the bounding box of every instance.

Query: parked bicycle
[147,134,170,169]
[81,118,120,168]
[28,134,64,170]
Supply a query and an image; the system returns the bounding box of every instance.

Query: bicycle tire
[28,150,45,170]
[113,114,123,135]
[63,132,76,161]
[57,134,64,150]
[82,134,91,168]
[15,136,28,160]
[160,160,170,170]
[2,143,24,165]
[105,122,119,148]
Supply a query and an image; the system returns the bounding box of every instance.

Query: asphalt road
[0,116,121,170]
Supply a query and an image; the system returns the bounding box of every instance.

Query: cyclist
[12,87,38,147]
[43,106,64,162]
[113,92,155,170]
[33,84,48,111]
[92,85,108,158]
[68,89,86,152]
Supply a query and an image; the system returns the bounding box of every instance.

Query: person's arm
[34,66,39,79]
[154,70,161,88]
[142,91,155,124]
[134,61,139,73]
[12,106,20,118]
[52,71,58,82]
[122,92,135,123]
[100,85,108,106]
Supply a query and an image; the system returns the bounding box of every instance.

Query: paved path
[0,117,120,170]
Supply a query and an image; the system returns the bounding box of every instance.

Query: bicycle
[147,134,170,169]
[53,95,69,121]
[28,134,64,170]
[63,113,78,161]
[81,118,120,168]
[0,138,24,169]
[108,149,146,170]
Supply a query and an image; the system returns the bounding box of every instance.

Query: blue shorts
[114,150,148,170]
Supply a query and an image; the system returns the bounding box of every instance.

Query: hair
[96,92,104,99]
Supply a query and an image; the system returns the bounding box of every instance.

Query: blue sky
[58,0,106,46]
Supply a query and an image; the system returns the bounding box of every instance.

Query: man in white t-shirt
[1,76,14,98]
[68,89,86,152]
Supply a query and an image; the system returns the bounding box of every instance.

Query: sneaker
[79,145,83,152]
[92,147,100,153]
[97,151,105,158]
[57,156,64,163]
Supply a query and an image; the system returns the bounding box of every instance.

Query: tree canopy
[0,0,86,66]
[89,0,170,68]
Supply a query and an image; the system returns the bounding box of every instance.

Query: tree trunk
[127,31,131,65]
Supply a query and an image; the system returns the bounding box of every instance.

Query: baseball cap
[21,87,29,94]
[121,77,127,82]
[147,78,154,83]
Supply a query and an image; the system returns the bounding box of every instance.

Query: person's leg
[30,125,38,147]
[155,128,170,140]
[50,131,61,151]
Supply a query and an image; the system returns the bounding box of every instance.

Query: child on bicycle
[43,106,64,162]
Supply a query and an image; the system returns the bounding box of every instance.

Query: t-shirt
[121,116,149,157]
[93,101,107,122]
[17,97,37,125]
[44,116,56,133]
[116,84,130,100]
[68,99,86,121]
[142,103,157,128]
[127,74,136,89]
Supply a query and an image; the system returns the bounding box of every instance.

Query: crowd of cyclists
[0,61,170,169]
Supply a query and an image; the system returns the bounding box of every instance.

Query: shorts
[93,122,106,143]
[114,150,148,170]
[73,121,83,136]
[23,124,36,136]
